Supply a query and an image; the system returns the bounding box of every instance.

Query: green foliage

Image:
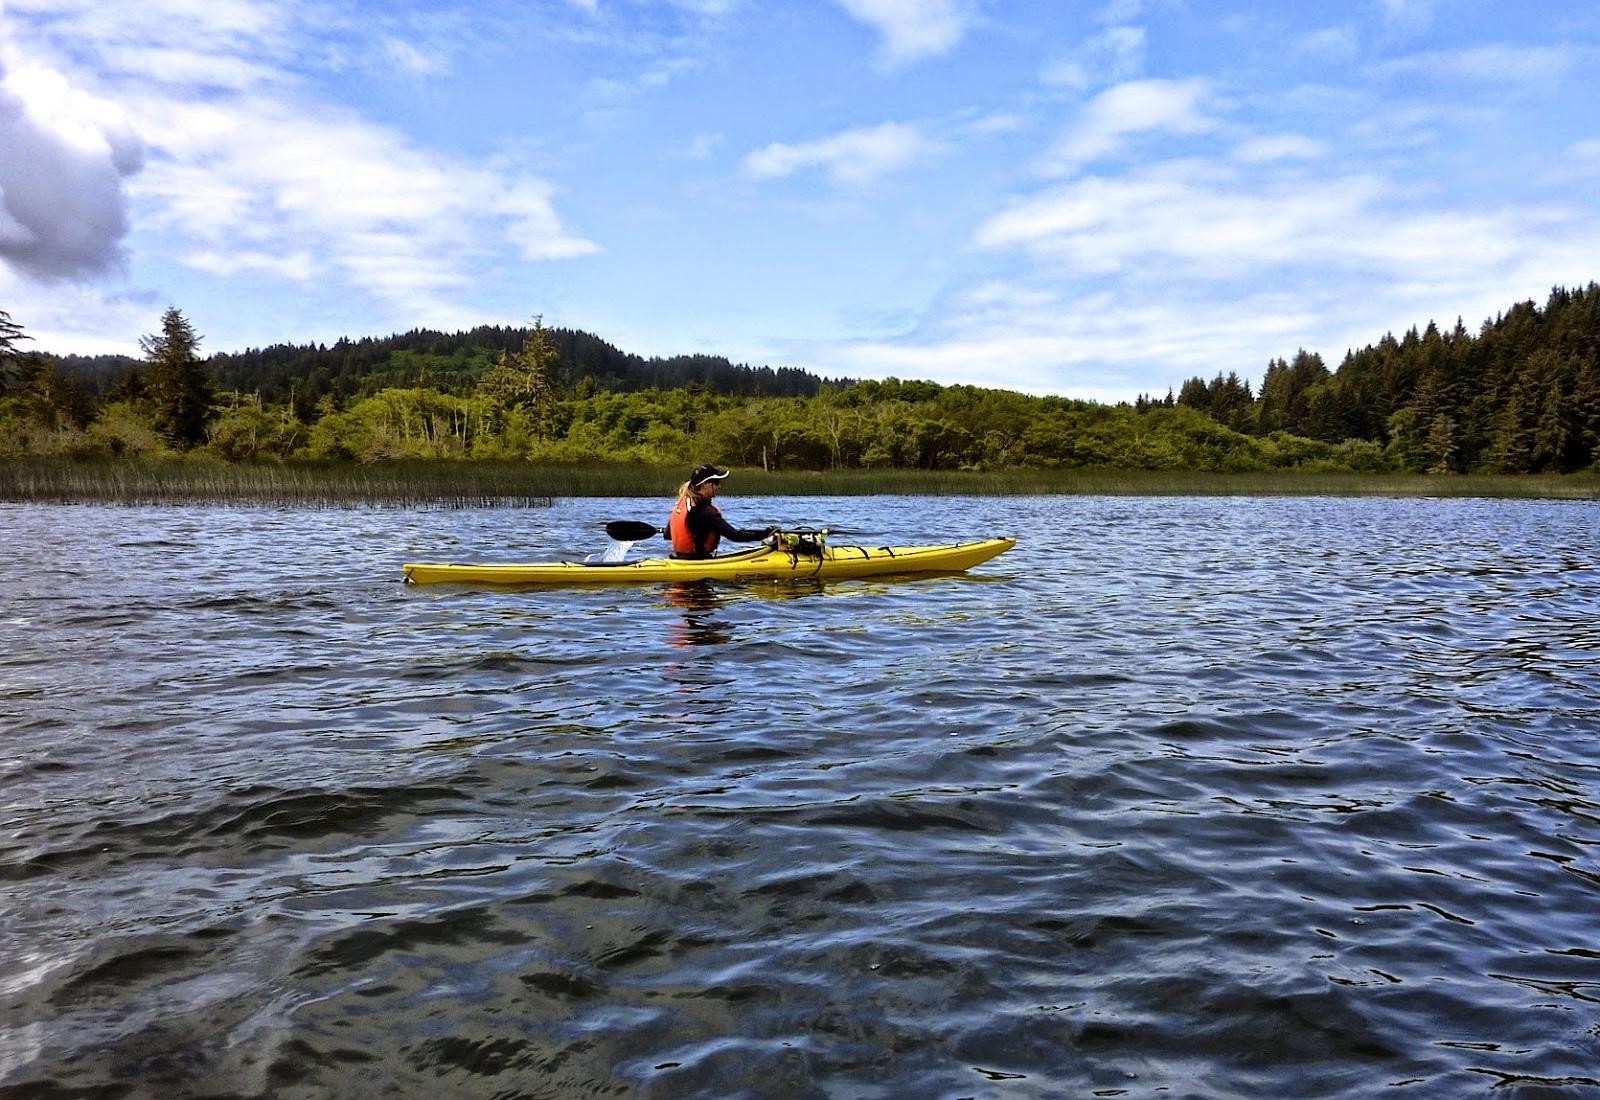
[14,283,1600,478]
[85,401,171,458]
[205,393,305,461]
[1,309,31,395]
[1177,370,1256,432]
[140,307,215,448]
[476,317,559,440]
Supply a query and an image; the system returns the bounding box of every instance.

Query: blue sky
[2,0,1597,402]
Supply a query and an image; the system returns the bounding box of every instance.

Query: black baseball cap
[689,464,729,487]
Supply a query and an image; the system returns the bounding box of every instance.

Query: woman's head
[681,464,728,500]
[690,464,728,488]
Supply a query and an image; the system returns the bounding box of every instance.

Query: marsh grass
[0,458,559,507]
[3,457,1597,504]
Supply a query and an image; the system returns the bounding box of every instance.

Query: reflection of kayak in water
[402,531,1016,586]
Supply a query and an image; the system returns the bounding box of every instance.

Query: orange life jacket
[668,496,720,556]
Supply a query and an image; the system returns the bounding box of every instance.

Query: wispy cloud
[818,282,1327,402]
[381,36,450,79]
[1539,137,1600,185]
[833,0,975,67]
[974,159,1553,279]
[1296,26,1359,62]
[838,146,1600,397]
[1041,25,1146,91]
[134,93,598,293]
[1045,78,1214,173]
[1375,0,1437,34]
[1231,134,1327,162]
[1567,138,1600,169]
[1371,44,1581,87]
[683,132,723,160]
[743,122,935,186]
[1098,0,1148,25]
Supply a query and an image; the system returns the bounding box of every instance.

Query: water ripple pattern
[3,497,1599,1098]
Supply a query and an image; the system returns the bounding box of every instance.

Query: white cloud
[1296,26,1359,62]
[183,248,315,280]
[1045,78,1214,172]
[824,189,1600,396]
[381,36,449,79]
[862,154,1600,398]
[1372,45,1580,86]
[1042,25,1146,91]
[3,0,598,321]
[743,122,934,186]
[1375,0,1436,34]
[131,93,599,305]
[833,0,974,67]
[818,282,1329,401]
[1231,134,1327,162]
[1554,138,1600,181]
[972,160,1557,279]
[683,132,723,159]
[0,54,142,281]
[0,262,154,354]
[112,46,283,90]
[1099,0,1146,24]
[955,113,1025,138]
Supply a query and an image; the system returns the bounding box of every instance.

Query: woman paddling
[668,464,774,560]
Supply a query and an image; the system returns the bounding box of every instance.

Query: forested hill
[1172,282,1600,473]
[57,324,840,404]
[16,282,1599,474]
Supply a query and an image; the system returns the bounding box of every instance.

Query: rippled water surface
[4,496,1600,1099]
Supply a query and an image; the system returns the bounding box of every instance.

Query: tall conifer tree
[1,309,30,394]
[140,307,214,447]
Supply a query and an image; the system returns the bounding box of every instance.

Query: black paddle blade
[606,520,661,541]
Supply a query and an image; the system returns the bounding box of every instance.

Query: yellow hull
[403,537,1015,586]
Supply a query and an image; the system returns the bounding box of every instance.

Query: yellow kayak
[402,534,1015,586]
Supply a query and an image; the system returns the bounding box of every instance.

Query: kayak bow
[402,535,1015,586]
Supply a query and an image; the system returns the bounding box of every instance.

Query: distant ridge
[55,323,847,402]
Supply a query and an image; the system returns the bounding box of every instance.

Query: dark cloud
[0,60,143,282]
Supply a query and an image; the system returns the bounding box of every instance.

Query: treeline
[53,323,834,413]
[3,285,1598,475]
[1169,283,1600,473]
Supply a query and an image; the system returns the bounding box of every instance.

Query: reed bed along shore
[2,457,1598,505]
[0,458,559,508]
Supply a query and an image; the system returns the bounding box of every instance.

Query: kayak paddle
[606,520,663,541]
[605,520,859,541]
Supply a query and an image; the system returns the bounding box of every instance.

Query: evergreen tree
[1256,357,1291,432]
[477,316,559,438]
[140,307,214,447]
[1,309,31,394]
[1423,413,1458,473]
[1176,376,1211,413]
[14,356,93,430]
[1208,371,1255,431]
[1486,392,1531,472]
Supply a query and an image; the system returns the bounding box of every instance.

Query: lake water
[3,495,1600,1099]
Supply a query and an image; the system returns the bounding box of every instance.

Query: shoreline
[3,457,1598,504]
